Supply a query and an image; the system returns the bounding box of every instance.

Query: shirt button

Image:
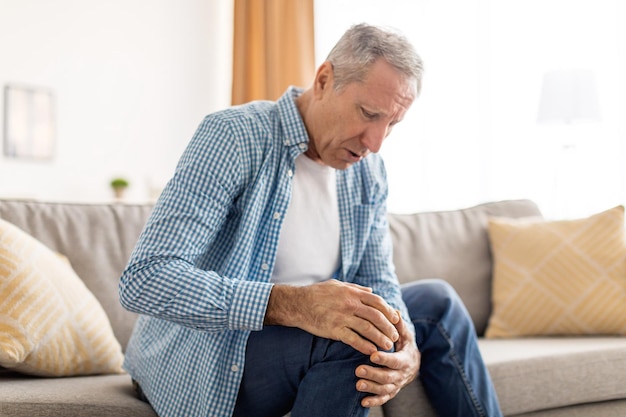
[231,364,239,372]
[298,143,307,151]
[261,263,269,271]
[273,212,281,220]
[287,170,293,177]
[284,140,289,146]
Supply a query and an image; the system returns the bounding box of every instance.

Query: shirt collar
[277,86,310,153]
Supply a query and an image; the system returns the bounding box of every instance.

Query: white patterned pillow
[0,218,124,376]
[486,206,626,337]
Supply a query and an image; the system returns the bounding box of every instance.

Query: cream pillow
[0,218,124,376]
[486,206,626,338]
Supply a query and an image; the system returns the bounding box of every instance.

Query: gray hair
[326,23,424,95]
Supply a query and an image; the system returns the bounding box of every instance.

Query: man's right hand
[264,279,400,355]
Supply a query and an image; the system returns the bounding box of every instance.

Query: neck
[294,89,322,162]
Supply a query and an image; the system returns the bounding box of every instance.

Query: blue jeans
[402,280,503,417]
[233,279,503,417]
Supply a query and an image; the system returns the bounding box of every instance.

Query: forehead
[345,60,417,115]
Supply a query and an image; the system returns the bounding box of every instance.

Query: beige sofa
[0,198,624,417]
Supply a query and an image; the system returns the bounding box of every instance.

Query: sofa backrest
[0,199,153,350]
[0,198,542,349]
[387,199,542,335]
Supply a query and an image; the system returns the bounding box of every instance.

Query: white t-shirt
[271,153,341,286]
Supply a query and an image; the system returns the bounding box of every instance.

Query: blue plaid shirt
[119,87,412,417]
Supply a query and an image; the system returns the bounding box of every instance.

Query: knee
[401,279,464,323]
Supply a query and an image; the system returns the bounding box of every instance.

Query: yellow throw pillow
[0,218,124,376]
[485,206,626,338]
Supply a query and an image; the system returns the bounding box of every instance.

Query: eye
[361,107,378,120]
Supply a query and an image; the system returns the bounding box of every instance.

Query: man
[119,23,503,417]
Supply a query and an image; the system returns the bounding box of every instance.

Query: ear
[313,61,334,99]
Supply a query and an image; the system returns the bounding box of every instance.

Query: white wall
[0,0,233,202]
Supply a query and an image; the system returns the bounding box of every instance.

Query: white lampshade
[537,69,601,124]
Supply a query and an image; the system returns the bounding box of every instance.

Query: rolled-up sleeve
[119,114,274,332]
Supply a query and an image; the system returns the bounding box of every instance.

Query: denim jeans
[232,279,503,417]
[402,279,503,417]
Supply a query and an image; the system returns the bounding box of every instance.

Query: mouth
[346,149,366,162]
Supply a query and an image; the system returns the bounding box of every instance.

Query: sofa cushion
[486,205,626,337]
[480,337,626,415]
[508,400,626,417]
[0,218,124,376]
[383,337,626,417]
[387,199,542,335]
[0,372,157,417]
[0,200,154,350]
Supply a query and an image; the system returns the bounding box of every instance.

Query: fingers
[351,303,399,351]
[339,309,398,355]
[355,330,421,408]
[341,281,399,326]
[338,327,378,356]
[279,280,402,355]
[360,291,401,325]
[317,281,401,352]
[392,313,417,348]
[355,364,399,408]
[343,288,400,352]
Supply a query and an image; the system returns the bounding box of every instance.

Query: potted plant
[110,177,129,200]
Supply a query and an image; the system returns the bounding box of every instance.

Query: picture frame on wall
[3,84,56,161]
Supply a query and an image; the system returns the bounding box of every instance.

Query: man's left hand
[354,315,420,408]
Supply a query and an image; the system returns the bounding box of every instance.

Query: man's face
[305,59,417,170]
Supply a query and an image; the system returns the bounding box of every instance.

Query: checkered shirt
[119,87,412,417]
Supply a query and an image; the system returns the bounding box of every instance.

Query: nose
[361,124,388,154]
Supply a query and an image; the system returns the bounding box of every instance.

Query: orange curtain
[231,0,315,105]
